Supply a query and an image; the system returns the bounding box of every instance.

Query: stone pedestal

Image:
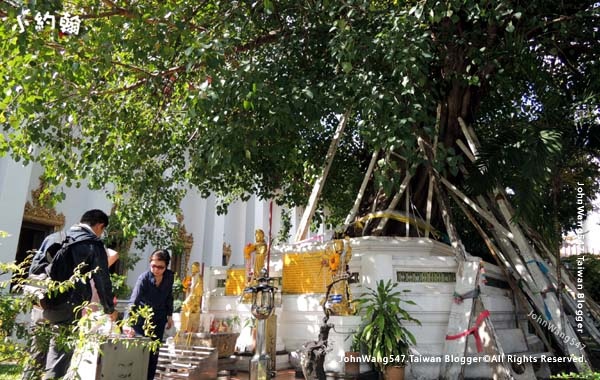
[73,338,150,380]
[323,315,362,374]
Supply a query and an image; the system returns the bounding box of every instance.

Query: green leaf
[263,0,274,15]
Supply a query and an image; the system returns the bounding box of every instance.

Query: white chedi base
[323,315,362,374]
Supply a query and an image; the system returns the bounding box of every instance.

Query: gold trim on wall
[22,180,65,231]
[177,213,194,268]
[171,212,194,278]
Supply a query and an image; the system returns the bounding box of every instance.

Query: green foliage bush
[0,260,159,376]
[562,254,600,304]
[552,371,600,379]
[0,364,21,380]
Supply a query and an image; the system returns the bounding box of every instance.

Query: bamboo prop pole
[267,200,273,277]
[417,137,468,260]
[440,177,547,301]
[495,197,565,326]
[440,177,514,240]
[450,163,541,292]
[495,195,591,372]
[360,187,382,235]
[476,196,540,291]
[295,109,351,242]
[457,117,591,370]
[450,191,555,355]
[439,257,482,380]
[507,216,600,343]
[405,186,410,237]
[507,204,600,343]
[470,298,521,379]
[343,150,379,227]
[451,158,547,300]
[456,139,476,163]
[453,126,562,341]
[424,176,435,239]
[472,193,560,343]
[455,119,556,295]
[372,173,412,235]
[522,220,600,324]
[529,230,600,324]
[434,180,466,258]
[558,281,600,344]
[458,117,480,156]
[425,104,442,238]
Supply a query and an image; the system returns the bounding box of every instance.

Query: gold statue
[222,242,232,266]
[323,237,356,316]
[180,261,203,332]
[244,229,268,285]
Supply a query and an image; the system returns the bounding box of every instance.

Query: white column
[0,157,33,265]
[225,200,246,266]
[254,196,267,232]
[211,199,225,268]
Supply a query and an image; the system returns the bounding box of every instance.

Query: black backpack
[27,234,92,308]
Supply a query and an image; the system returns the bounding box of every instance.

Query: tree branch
[234,29,283,53]
[97,0,208,32]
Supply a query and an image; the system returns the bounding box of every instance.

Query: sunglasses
[151,264,166,270]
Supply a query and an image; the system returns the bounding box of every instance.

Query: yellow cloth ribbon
[351,211,439,238]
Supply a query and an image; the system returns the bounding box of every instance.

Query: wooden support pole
[495,196,591,372]
[372,174,412,235]
[425,104,441,238]
[343,150,379,227]
[440,258,482,380]
[456,139,476,163]
[440,177,514,240]
[456,117,591,370]
[294,109,351,242]
[458,117,479,157]
[450,191,555,355]
[417,137,468,259]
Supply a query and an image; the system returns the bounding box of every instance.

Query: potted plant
[354,279,420,380]
[344,333,362,376]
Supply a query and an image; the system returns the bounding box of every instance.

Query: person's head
[191,261,200,274]
[149,249,170,276]
[80,209,109,238]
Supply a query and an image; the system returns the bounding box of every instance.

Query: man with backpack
[23,209,118,380]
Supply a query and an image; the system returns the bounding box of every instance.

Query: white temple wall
[204,237,532,379]
[0,158,33,268]
[0,154,307,294]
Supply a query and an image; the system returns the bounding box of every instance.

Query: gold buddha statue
[244,228,268,285]
[324,237,356,316]
[180,261,203,332]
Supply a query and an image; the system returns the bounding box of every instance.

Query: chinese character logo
[59,12,81,35]
[16,9,82,36]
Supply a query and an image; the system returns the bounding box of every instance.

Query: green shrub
[552,371,600,379]
[0,364,21,380]
[562,254,600,304]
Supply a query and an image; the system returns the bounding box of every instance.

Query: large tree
[3,1,600,372]
[0,0,598,249]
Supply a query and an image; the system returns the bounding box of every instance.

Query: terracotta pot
[384,365,405,380]
[344,351,361,375]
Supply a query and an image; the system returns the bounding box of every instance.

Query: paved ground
[226,369,299,379]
